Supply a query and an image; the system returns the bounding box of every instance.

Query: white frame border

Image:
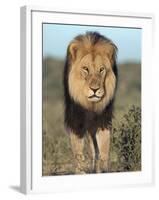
[20,6,154,194]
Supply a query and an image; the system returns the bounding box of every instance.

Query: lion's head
[66,32,117,113]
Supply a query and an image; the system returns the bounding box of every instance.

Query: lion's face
[72,53,107,102]
[67,33,117,113]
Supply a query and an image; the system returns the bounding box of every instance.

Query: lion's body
[63,32,118,173]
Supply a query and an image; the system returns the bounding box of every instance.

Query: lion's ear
[68,42,79,61]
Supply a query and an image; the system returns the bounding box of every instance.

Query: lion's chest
[72,108,110,136]
[65,99,113,137]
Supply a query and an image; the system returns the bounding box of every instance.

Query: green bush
[110,106,141,172]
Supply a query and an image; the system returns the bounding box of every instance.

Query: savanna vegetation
[42,57,141,176]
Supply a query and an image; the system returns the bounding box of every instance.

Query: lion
[63,32,118,174]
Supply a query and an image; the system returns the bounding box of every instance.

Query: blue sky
[43,24,141,63]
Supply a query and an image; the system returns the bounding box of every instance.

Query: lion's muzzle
[86,74,105,102]
[88,87,104,102]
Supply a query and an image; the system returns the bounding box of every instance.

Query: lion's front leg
[87,133,96,172]
[96,128,110,173]
[69,132,85,174]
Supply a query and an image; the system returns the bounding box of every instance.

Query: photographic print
[20,7,153,193]
[42,24,141,176]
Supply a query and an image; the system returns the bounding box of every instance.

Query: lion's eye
[82,66,89,73]
[100,67,105,73]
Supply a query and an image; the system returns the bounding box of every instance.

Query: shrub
[110,106,141,172]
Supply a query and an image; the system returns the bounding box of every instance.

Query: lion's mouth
[88,94,101,102]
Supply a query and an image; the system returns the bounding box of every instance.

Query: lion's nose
[90,87,100,93]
